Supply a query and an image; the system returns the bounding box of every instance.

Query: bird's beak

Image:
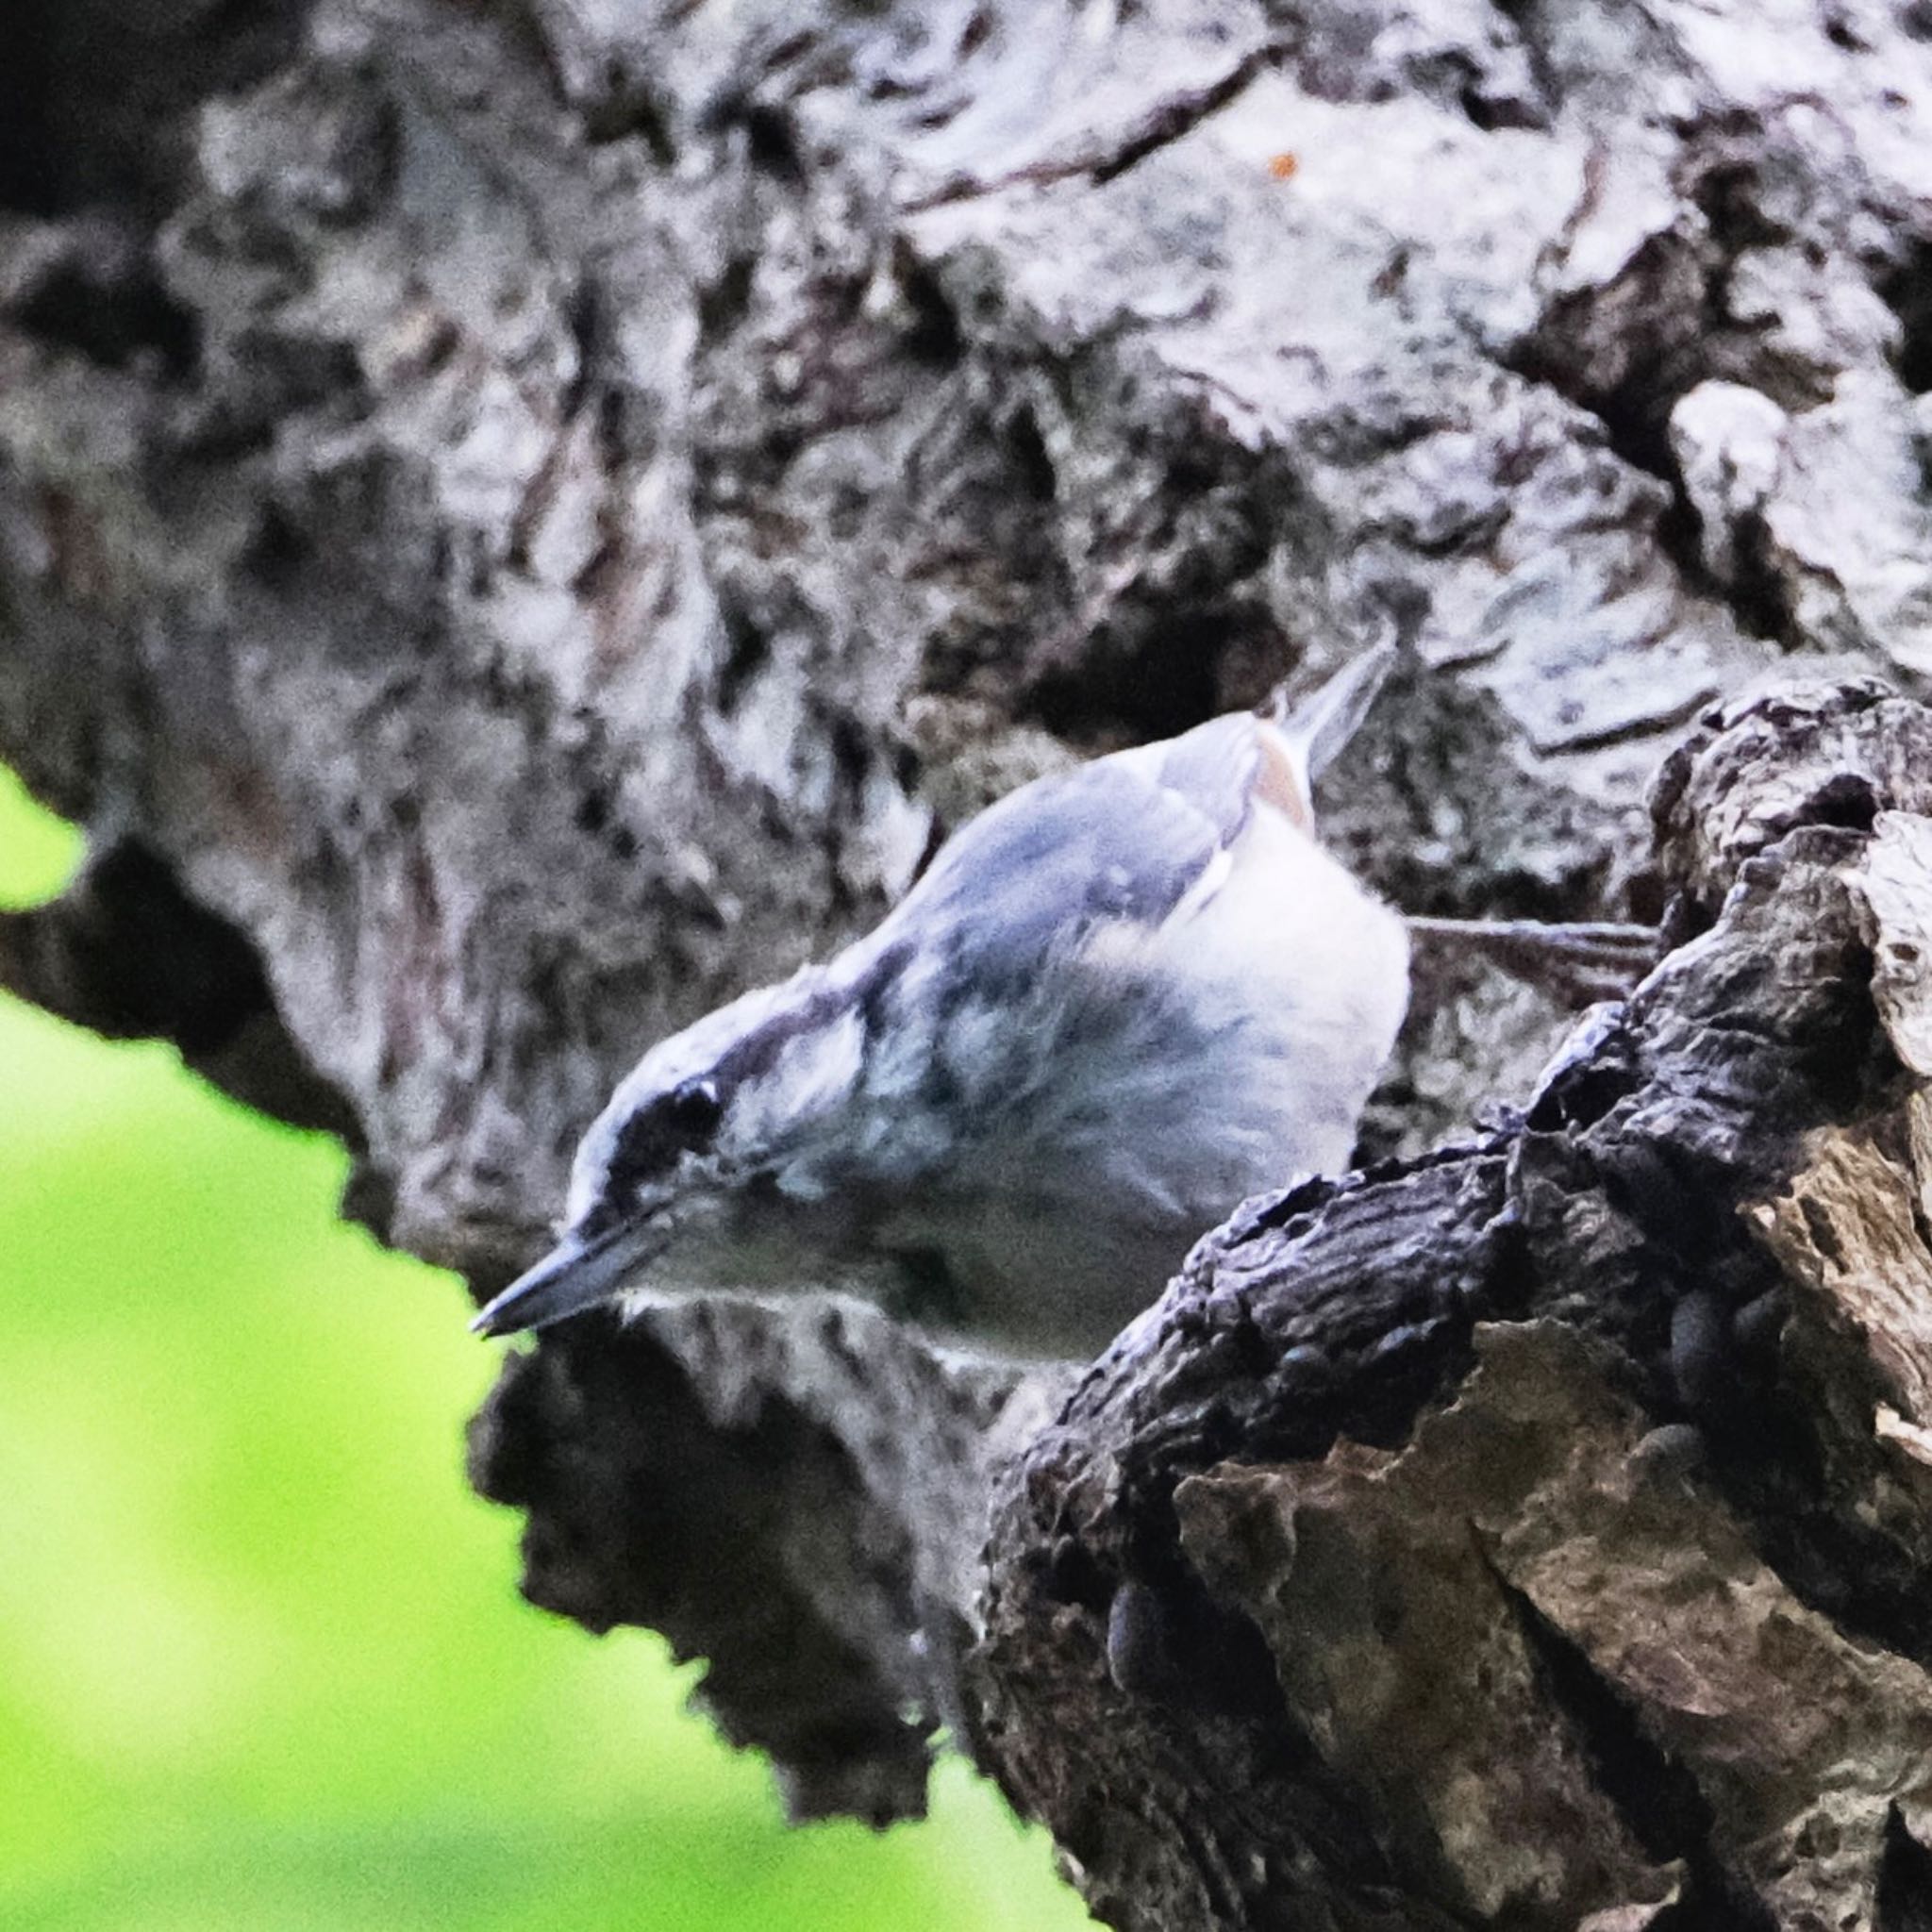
[469,1222,656,1338]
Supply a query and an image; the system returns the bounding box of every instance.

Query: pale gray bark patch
[8,0,1932,1918]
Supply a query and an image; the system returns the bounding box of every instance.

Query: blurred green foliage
[0,766,1087,1932]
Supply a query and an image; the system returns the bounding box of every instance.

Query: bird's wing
[886,738,1251,974]
[881,651,1396,983]
[1133,711,1288,840]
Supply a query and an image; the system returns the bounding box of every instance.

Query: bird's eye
[604,1077,724,1195]
[665,1077,724,1140]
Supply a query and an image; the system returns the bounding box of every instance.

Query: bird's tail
[1267,644,1397,805]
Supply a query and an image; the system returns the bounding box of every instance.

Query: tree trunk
[6,0,1932,1921]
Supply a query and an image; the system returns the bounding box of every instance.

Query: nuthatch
[473,653,1411,1355]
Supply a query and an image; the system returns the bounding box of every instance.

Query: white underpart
[1052,794,1404,1202]
[870,791,1410,1344]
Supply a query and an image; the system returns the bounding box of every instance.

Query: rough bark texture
[975,681,1932,1928]
[7,0,1932,1923]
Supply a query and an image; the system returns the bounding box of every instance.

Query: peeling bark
[8,0,1932,1924]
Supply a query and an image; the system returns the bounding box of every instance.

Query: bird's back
[848,708,1410,1350]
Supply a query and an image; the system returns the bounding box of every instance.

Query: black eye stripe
[606,1078,725,1194]
[667,1078,724,1136]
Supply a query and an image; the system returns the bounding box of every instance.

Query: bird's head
[470,972,870,1337]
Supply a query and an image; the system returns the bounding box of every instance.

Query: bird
[471,651,1414,1357]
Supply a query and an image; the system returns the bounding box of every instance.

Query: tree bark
[975,680,1932,1927]
[6,0,1932,1920]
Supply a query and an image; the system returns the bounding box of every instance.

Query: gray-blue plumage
[474,658,1409,1355]
[888,743,1232,966]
